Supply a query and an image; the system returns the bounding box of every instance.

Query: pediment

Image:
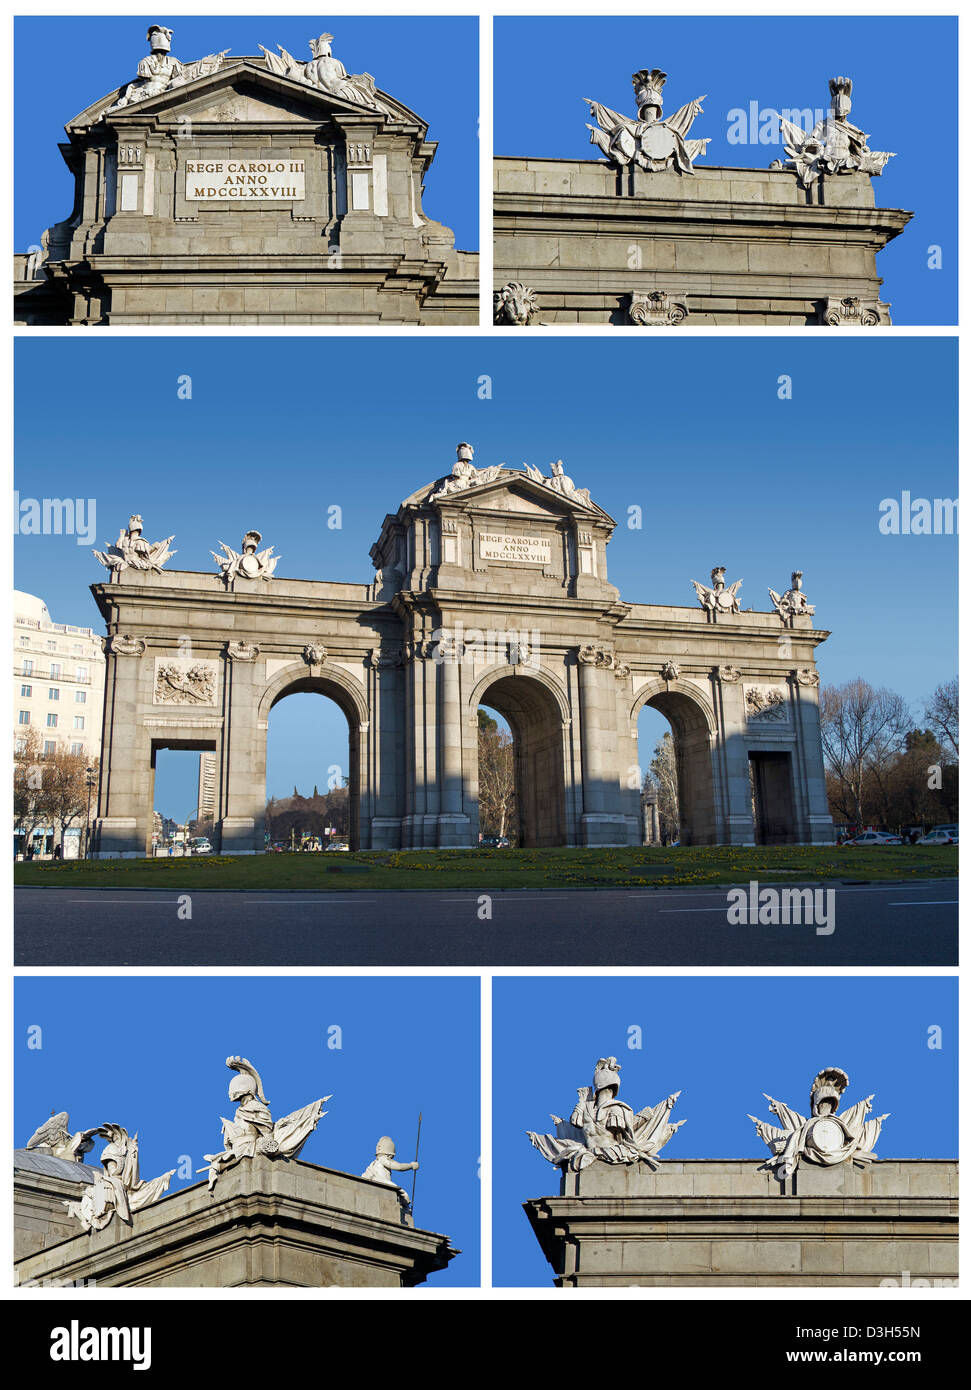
[433,472,616,529]
[70,59,421,133]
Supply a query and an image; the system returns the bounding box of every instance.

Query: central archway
[258,666,369,851]
[474,669,567,847]
[634,683,719,846]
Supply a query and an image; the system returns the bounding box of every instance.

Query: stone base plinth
[524,1159,958,1287]
[16,1155,458,1289]
[494,158,911,327]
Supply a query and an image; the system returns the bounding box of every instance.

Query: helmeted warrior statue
[200,1056,330,1191]
[528,1055,686,1171]
[107,25,229,113]
[93,514,176,575]
[749,1066,890,1180]
[769,570,816,623]
[772,77,895,189]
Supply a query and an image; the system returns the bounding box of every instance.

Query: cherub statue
[200,1056,330,1191]
[691,566,742,615]
[362,1136,419,1214]
[65,1124,175,1231]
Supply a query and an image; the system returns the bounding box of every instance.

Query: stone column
[219,644,265,855]
[577,645,627,846]
[92,636,153,858]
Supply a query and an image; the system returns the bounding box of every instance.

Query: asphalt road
[14,880,958,966]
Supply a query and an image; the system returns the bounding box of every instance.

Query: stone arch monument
[90,451,833,856]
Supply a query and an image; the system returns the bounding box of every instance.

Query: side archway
[631,678,720,846]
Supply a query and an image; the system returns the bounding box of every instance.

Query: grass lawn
[13,844,958,891]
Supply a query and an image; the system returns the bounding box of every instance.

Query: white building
[14,592,106,830]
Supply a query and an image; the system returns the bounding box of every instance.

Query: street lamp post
[83,766,96,859]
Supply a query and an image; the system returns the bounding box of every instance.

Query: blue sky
[495,16,957,325]
[492,974,958,1287]
[14,15,478,252]
[15,336,957,819]
[15,975,480,1286]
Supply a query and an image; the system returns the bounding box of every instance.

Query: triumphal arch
[90,447,834,856]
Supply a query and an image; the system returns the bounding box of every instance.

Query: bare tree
[644,731,680,843]
[14,729,51,854]
[819,678,912,825]
[924,678,958,761]
[43,748,97,853]
[477,709,517,840]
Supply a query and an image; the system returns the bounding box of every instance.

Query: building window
[22,660,33,675]
[75,690,86,703]
[20,684,31,697]
[49,687,59,701]
[77,665,89,681]
[70,741,83,755]
[43,739,57,755]
[50,662,61,678]
[46,713,57,728]
[47,640,56,652]
[15,738,25,755]
[19,636,29,647]
[73,716,85,731]
[18,710,30,725]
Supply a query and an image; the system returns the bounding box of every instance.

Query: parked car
[187,836,212,855]
[479,836,510,849]
[325,839,350,852]
[917,825,959,845]
[844,830,903,846]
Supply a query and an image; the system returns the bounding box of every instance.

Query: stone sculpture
[527,1056,685,1171]
[772,77,894,189]
[303,643,328,666]
[212,531,280,584]
[494,282,540,326]
[154,660,217,706]
[431,442,503,499]
[362,1136,419,1213]
[586,68,709,173]
[749,1067,889,1180]
[65,1124,175,1231]
[769,571,816,623]
[692,566,742,615]
[523,459,594,507]
[821,296,885,327]
[25,1111,99,1163]
[107,25,229,113]
[745,686,788,722]
[201,1056,330,1191]
[629,290,689,326]
[259,32,402,119]
[93,515,176,575]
